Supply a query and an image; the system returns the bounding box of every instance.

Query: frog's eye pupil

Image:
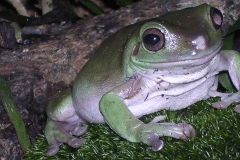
[142,28,165,52]
[144,34,160,46]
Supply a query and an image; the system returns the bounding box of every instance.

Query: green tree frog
[44,4,240,156]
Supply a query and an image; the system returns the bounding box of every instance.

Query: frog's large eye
[210,7,223,30]
[142,28,165,52]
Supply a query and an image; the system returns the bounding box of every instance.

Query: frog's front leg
[211,50,240,111]
[100,79,196,151]
[44,89,87,156]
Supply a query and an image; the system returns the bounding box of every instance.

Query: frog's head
[125,4,223,72]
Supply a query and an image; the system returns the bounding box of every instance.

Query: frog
[44,3,240,156]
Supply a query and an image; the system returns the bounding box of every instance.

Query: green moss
[23,97,240,159]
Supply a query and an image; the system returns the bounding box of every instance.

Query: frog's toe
[72,125,88,136]
[67,137,85,148]
[145,133,164,151]
[151,139,164,151]
[149,115,167,123]
[212,101,229,109]
[46,145,60,157]
[180,123,196,140]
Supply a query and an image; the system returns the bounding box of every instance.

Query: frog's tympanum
[44,4,240,156]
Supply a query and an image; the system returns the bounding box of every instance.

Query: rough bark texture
[0,0,239,159]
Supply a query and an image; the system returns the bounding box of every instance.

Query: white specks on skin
[192,36,207,51]
[191,50,196,56]
[159,81,170,89]
[167,33,181,51]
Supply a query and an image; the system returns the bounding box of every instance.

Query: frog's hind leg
[211,50,240,111]
[209,90,240,110]
[44,89,87,156]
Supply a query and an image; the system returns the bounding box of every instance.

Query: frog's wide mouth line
[132,44,222,69]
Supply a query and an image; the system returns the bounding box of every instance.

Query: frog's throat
[130,44,222,70]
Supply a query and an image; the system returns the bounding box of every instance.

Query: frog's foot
[212,101,230,109]
[138,123,196,151]
[208,89,234,101]
[44,119,87,156]
[208,90,240,110]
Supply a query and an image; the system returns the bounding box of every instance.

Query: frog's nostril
[133,43,140,56]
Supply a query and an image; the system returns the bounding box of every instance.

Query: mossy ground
[23,97,240,160]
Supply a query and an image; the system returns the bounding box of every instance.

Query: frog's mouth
[131,44,222,70]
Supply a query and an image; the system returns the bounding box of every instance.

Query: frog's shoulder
[80,22,144,80]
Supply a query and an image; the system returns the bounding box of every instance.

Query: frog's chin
[132,44,222,70]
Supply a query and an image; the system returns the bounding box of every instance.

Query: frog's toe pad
[145,133,164,151]
[181,123,196,140]
[151,139,164,151]
[46,146,60,157]
[212,101,229,109]
[73,126,88,136]
[67,137,85,148]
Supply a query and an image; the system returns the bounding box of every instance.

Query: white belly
[127,76,218,118]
